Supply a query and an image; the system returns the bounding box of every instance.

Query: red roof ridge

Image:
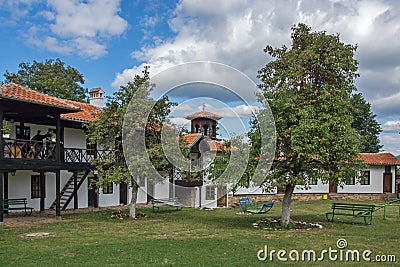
[0,83,79,110]
[0,83,99,123]
[359,152,400,165]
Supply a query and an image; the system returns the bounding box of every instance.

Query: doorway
[383,173,392,193]
[119,182,128,205]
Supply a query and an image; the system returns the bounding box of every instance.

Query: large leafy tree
[4,58,87,102]
[350,93,382,152]
[87,67,176,218]
[257,23,364,225]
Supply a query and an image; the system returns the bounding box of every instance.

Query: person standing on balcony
[31,130,51,158]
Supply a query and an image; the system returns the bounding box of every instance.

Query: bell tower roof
[185,111,222,121]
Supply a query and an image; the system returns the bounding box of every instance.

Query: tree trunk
[129,178,139,219]
[281,183,295,226]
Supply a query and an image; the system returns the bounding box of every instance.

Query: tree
[87,67,176,218]
[257,23,364,225]
[350,93,382,152]
[4,58,87,102]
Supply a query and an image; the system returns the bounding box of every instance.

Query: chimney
[89,88,104,109]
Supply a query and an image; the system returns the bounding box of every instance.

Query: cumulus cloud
[382,120,400,133]
[370,91,400,117]
[112,0,400,153]
[4,0,128,59]
[380,135,400,155]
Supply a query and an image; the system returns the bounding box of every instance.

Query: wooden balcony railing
[2,138,111,164]
[3,138,56,160]
[64,148,110,163]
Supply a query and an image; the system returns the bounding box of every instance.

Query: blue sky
[1,0,400,154]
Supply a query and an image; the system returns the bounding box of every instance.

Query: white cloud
[5,0,128,59]
[380,134,400,155]
[111,0,400,153]
[370,91,400,117]
[47,0,127,39]
[382,120,400,133]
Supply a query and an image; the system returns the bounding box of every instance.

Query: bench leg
[364,215,372,225]
[326,213,334,222]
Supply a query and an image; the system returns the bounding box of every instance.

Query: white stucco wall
[154,180,170,199]
[98,183,120,207]
[7,170,91,211]
[137,185,148,204]
[294,181,329,194]
[338,166,388,194]
[63,128,86,149]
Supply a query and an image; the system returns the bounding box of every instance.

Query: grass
[0,200,399,266]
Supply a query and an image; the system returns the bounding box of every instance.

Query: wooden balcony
[3,138,56,160]
[1,138,110,171]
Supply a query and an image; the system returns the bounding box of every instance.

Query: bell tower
[185,108,222,139]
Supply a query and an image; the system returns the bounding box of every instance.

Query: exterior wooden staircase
[50,170,90,211]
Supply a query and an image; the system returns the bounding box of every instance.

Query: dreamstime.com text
[257,238,396,263]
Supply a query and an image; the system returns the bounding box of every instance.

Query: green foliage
[257,23,366,223]
[350,93,382,152]
[4,58,87,102]
[87,67,178,207]
[2,120,11,134]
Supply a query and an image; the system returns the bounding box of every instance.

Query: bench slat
[151,198,183,212]
[1,198,33,216]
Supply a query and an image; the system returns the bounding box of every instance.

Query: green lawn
[0,200,399,266]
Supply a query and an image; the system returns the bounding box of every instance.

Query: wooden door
[383,174,392,193]
[88,187,98,207]
[119,182,128,205]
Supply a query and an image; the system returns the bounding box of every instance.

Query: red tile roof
[0,83,100,123]
[62,100,100,122]
[185,111,222,120]
[0,83,78,110]
[208,140,222,151]
[182,133,202,147]
[360,153,400,165]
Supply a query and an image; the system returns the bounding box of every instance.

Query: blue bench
[239,197,274,214]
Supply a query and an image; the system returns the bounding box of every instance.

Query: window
[345,177,355,185]
[360,171,370,185]
[31,175,44,198]
[385,166,391,173]
[205,185,215,200]
[16,125,30,140]
[308,178,318,185]
[103,183,113,194]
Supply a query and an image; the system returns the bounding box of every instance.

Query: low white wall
[295,182,329,194]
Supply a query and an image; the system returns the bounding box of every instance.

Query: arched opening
[203,124,209,136]
[195,124,200,133]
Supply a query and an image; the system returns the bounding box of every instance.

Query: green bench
[326,202,375,225]
[151,198,184,212]
[2,198,34,216]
